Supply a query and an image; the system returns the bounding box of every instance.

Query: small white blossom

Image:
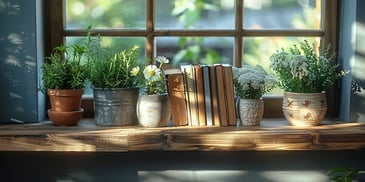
[130,66,140,76]
[155,56,169,64]
[233,65,277,99]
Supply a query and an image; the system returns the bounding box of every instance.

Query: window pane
[155,0,235,29]
[156,37,234,66]
[244,0,322,29]
[65,36,146,96]
[243,37,321,95]
[65,0,146,29]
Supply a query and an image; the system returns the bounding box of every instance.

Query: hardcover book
[222,64,237,126]
[214,64,228,126]
[164,68,188,126]
[180,64,199,126]
[209,65,221,126]
[194,64,206,126]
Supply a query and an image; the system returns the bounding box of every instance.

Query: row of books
[164,64,237,127]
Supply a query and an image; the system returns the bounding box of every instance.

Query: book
[209,65,220,126]
[180,64,199,126]
[222,64,237,126]
[214,64,228,126]
[164,68,188,126]
[194,64,206,126]
[202,65,213,126]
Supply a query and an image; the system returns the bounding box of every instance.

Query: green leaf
[173,49,187,64]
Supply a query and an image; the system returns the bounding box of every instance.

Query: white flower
[290,55,309,80]
[233,65,276,99]
[130,66,140,76]
[143,65,161,81]
[155,56,169,64]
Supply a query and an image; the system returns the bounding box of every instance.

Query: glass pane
[155,0,235,29]
[156,37,234,66]
[65,36,146,96]
[65,0,146,29]
[244,0,322,29]
[243,37,321,95]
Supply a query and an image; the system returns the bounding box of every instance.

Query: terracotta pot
[48,108,84,126]
[282,91,327,127]
[137,94,171,127]
[236,98,264,126]
[47,89,83,112]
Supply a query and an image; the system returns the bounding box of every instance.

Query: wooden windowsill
[0,119,365,152]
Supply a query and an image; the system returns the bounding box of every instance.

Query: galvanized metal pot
[93,87,139,126]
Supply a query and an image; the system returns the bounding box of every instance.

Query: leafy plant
[232,65,276,99]
[41,44,87,91]
[327,167,358,182]
[137,56,169,95]
[269,40,347,93]
[88,45,142,88]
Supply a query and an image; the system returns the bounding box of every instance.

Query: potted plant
[41,44,87,126]
[136,56,171,127]
[232,65,276,126]
[270,40,347,126]
[88,45,143,126]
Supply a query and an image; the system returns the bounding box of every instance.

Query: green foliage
[88,45,142,89]
[270,40,347,93]
[327,167,358,182]
[41,44,87,91]
[172,0,223,65]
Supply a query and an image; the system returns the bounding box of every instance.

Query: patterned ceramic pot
[282,91,327,127]
[237,98,264,126]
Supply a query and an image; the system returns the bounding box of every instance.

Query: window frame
[44,0,341,118]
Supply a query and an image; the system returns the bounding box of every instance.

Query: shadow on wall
[350,19,365,122]
[0,0,38,123]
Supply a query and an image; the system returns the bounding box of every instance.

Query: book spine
[215,64,228,126]
[202,65,213,126]
[166,72,188,126]
[209,65,220,126]
[180,65,192,126]
[194,64,206,126]
[222,64,237,126]
[181,64,199,126]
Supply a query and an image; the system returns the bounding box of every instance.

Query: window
[44,0,340,118]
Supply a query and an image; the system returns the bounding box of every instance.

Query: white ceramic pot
[137,93,171,127]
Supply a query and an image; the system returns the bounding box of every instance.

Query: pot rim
[283,91,326,95]
[92,87,139,91]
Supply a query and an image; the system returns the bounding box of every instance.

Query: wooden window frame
[43,0,341,118]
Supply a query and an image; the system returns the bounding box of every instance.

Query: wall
[0,0,45,123]
[339,0,365,122]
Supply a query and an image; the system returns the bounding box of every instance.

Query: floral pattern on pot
[282,91,327,127]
